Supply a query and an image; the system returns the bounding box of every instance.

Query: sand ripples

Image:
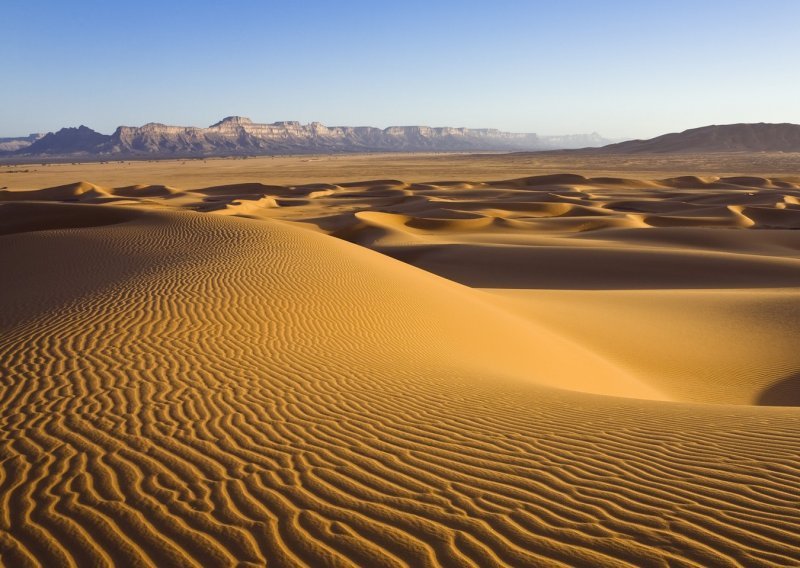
[1,187,799,566]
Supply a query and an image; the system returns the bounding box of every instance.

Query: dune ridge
[1,174,800,566]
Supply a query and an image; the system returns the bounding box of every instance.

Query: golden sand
[1,165,799,566]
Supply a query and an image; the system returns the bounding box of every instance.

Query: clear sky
[4,0,799,138]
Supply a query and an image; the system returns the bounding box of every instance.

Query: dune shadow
[0,202,138,236]
[756,372,800,406]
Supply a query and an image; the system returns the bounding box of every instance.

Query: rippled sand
[1,172,799,567]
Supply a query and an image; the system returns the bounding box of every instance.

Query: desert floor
[1,154,799,567]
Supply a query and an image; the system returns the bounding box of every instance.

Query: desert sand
[1,162,799,566]
[3,150,800,190]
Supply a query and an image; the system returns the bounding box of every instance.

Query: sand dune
[0,181,110,202]
[1,173,799,567]
[491,288,800,405]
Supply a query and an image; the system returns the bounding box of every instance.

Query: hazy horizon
[8,116,800,142]
[4,0,799,139]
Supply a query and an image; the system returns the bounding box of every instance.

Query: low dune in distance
[1,171,799,566]
[3,151,800,191]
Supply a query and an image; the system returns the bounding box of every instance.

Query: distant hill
[1,117,615,160]
[23,126,109,156]
[591,123,800,153]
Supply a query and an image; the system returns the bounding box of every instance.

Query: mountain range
[0,117,612,159]
[4,120,800,161]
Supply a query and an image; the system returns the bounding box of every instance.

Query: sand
[1,167,799,567]
[3,151,800,190]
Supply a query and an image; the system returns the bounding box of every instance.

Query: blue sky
[3,0,799,138]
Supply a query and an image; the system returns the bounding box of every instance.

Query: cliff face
[12,117,602,158]
[106,117,547,154]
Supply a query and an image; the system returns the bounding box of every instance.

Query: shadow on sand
[756,372,800,406]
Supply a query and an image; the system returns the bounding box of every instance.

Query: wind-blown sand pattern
[1,173,800,567]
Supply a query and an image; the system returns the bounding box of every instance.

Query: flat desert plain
[1,153,800,567]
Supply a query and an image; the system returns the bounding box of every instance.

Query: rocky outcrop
[0,133,45,154]
[9,117,613,159]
